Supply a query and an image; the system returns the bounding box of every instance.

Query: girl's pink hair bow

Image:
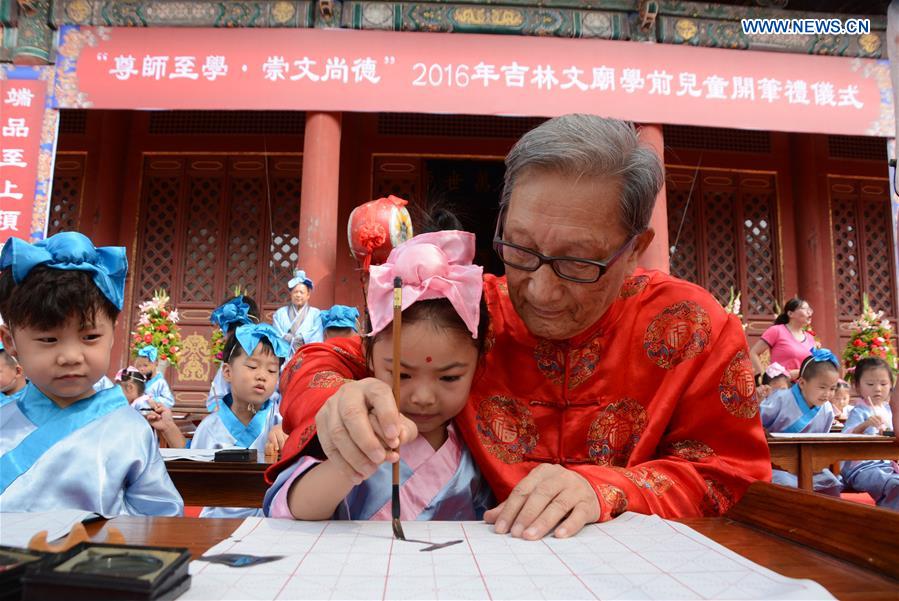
[367,231,483,338]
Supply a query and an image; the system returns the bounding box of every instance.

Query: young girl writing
[0,232,183,515]
[191,323,289,517]
[117,366,151,409]
[832,380,852,423]
[760,348,842,496]
[841,357,898,510]
[134,345,175,407]
[264,230,493,521]
[0,341,26,408]
[756,362,791,402]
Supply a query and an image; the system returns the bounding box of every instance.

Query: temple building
[1,0,895,407]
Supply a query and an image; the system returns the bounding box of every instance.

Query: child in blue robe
[205,295,262,412]
[0,232,183,516]
[92,374,115,393]
[321,304,360,340]
[133,345,175,407]
[760,348,843,496]
[841,357,899,510]
[265,230,493,521]
[192,323,289,518]
[0,341,26,408]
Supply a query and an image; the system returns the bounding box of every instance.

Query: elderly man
[268,114,771,538]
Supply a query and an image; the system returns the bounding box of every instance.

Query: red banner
[55,26,893,136]
[0,79,45,244]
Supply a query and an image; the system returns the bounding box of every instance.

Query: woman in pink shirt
[750,298,815,381]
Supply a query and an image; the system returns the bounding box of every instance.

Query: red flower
[159,324,169,333]
[853,339,865,348]
[160,354,168,361]
[144,334,152,343]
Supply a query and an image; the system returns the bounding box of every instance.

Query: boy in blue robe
[760,348,843,496]
[0,341,26,408]
[205,295,262,412]
[192,323,289,518]
[133,345,175,407]
[320,304,360,340]
[0,232,183,516]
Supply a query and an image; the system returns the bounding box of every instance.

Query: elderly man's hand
[315,377,418,484]
[484,464,600,540]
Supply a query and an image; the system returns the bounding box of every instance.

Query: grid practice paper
[183,513,832,600]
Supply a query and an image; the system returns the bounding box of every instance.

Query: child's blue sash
[219,394,271,448]
[782,384,821,434]
[0,384,127,493]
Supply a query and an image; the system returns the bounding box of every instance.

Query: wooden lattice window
[136,172,181,301]
[266,175,301,306]
[830,177,897,324]
[135,155,302,312]
[181,176,224,305]
[46,154,86,236]
[666,168,781,322]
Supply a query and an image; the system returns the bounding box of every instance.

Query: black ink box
[214,448,256,462]
[21,543,191,601]
[0,546,52,601]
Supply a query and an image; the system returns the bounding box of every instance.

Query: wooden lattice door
[666,167,782,343]
[131,154,302,409]
[46,153,87,236]
[829,177,898,350]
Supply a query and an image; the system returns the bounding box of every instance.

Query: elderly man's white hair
[501,114,664,239]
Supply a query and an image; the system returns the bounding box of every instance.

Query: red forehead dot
[425,356,433,363]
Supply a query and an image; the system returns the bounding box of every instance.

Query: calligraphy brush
[391,276,406,541]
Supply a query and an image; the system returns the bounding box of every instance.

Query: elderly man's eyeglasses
[493,208,638,284]
[493,237,636,283]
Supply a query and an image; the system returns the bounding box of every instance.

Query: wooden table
[767,434,899,490]
[83,482,899,599]
[165,458,270,507]
[167,436,899,505]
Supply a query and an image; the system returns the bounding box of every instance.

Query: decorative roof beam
[657,1,885,58]
[52,1,315,28]
[340,2,638,40]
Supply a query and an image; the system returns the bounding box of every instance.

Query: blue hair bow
[287,269,313,291]
[0,232,127,310]
[137,345,159,362]
[321,305,360,331]
[234,323,291,359]
[210,297,252,334]
[810,347,840,368]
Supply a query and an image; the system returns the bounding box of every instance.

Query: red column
[299,112,342,307]
[637,124,670,273]
[790,134,838,348]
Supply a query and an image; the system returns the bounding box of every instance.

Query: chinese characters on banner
[56,26,893,136]
[0,79,45,244]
